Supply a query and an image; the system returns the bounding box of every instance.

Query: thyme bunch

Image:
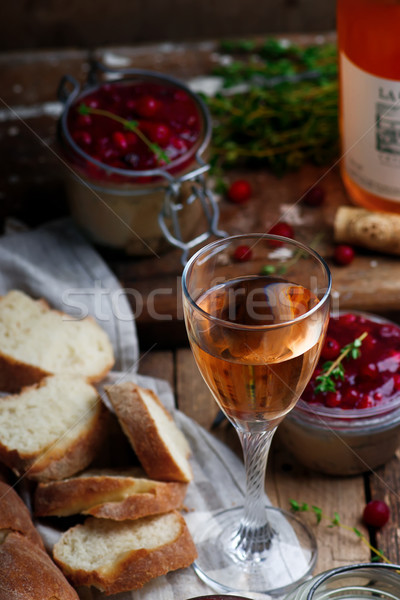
[204,38,339,175]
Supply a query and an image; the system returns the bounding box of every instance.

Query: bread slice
[0,375,109,481]
[0,531,79,600]
[53,511,197,595]
[0,480,45,548]
[34,468,188,519]
[0,290,114,392]
[105,383,193,483]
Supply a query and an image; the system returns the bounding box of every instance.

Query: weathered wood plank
[138,350,174,391]
[270,441,370,573]
[369,453,400,565]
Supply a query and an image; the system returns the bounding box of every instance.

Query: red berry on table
[268,222,295,247]
[233,245,252,262]
[136,95,160,118]
[227,179,252,204]
[363,500,390,528]
[303,185,325,207]
[334,244,355,266]
[321,336,341,360]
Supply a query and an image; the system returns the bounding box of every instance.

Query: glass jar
[286,563,400,600]
[57,63,224,261]
[186,563,400,600]
[278,311,400,475]
[337,0,400,214]
[278,394,400,475]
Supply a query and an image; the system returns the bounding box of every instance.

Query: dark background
[1,0,336,51]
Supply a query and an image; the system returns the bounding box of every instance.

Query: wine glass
[182,233,331,597]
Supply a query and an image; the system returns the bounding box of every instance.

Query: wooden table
[1,36,400,578]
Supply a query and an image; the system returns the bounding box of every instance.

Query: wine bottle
[337,0,400,213]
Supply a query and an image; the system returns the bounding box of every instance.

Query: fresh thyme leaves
[314,331,368,394]
[77,104,170,165]
[289,500,391,564]
[203,38,339,175]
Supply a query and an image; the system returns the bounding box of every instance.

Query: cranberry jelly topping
[303,313,400,410]
[65,80,202,179]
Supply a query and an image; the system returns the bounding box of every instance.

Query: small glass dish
[186,563,400,599]
[285,563,400,600]
[278,312,400,475]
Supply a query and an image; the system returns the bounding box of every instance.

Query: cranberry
[356,394,374,409]
[171,137,187,151]
[147,123,171,148]
[342,389,359,408]
[374,391,383,401]
[174,90,189,102]
[125,132,138,146]
[268,222,295,247]
[303,185,325,207]
[393,374,400,390]
[363,500,390,528]
[321,337,341,360]
[136,95,160,118]
[360,363,378,379]
[334,244,355,266]
[227,179,252,204]
[73,130,92,146]
[112,131,128,150]
[77,114,92,127]
[233,245,252,262]
[325,391,342,408]
[339,313,357,325]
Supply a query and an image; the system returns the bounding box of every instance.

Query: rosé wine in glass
[182,234,331,596]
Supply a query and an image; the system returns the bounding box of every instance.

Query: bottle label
[341,52,400,202]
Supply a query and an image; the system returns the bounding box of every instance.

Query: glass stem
[231,428,277,561]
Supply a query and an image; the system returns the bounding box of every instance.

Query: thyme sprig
[77,103,170,165]
[314,331,368,394]
[290,500,391,564]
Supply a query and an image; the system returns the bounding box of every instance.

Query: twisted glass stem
[230,428,276,562]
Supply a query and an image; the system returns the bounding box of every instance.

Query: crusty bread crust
[105,383,193,483]
[34,470,188,519]
[53,512,197,595]
[0,481,44,549]
[0,380,110,482]
[0,352,51,394]
[0,532,79,600]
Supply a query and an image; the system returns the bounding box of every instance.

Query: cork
[334,206,400,256]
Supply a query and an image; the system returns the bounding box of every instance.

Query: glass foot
[193,505,317,598]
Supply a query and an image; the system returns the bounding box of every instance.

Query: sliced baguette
[0,532,79,600]
[0,375,109,481]
[53,511,197,595]
[105,382,193,483]
[0,480,44,548]
[34,468,188,519]
[0,290,114,392]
